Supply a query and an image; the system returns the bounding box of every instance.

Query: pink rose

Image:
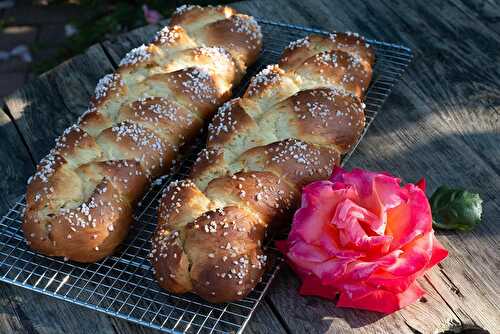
[276,167,448,313]
[142,5,162,25]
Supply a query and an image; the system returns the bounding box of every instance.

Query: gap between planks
[0,102,36,166]
[264,295,293,334]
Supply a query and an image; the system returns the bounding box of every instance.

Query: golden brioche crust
[23,5,262,263]
[152,178,274,303]
[239,138,341,188]
[153,32,373,303]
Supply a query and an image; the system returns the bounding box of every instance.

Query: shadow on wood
[0,106,34,216]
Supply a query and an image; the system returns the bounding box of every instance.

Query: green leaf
[430,186,483,231]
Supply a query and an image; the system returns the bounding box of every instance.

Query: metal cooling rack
[0,20,412,334]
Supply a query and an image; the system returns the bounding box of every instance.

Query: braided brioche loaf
[22,5,262,263]
[152,32,375,302]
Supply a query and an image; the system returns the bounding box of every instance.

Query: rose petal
[337,282,425,313]
[331,198,393,254]
[311,257,352,281]
[340,261,381,281]
[319,228,364,258]
[288,240,331,263]
[275,240,288,254]
[386,183,432,250]
[384,233,433,277]
[365,271,416,293]
[416,178,426,191]
[372,173,406,211]
[365,234,447,293]
[337,282,374,300]
[330,166,346,182]
[333,199,383,234]
[334,199,369,246]
[428,234,449,268]
[332,168,405,234]
[299,276,339,300]
[291,181,348,243]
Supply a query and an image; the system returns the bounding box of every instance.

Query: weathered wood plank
[0,282,137,334]
[0,107,33,215]
[399,276,461,333]
[451,0,500,37]
[266,267,414,334]
[4,44,115,162]
[242,301,288,334]
[0,280,284,334]
[234,0,500,333]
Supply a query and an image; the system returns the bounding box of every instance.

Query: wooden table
[1,1,499,333]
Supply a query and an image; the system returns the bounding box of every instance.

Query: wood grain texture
[0,282,146,334]
[266,267,415,334]
[1,0,499,333]
[239,301,288,334]
[0,107,33,216]
[0,281,283,334]
[233,0,500,333]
